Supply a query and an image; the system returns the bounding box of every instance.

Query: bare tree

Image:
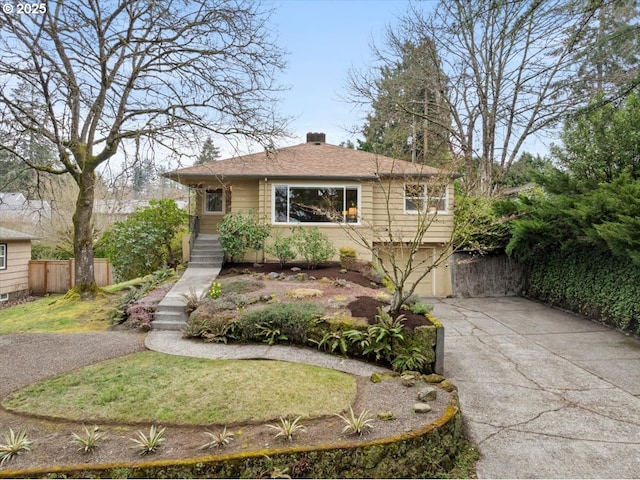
[338,160,468,313]
[0,0,287,294]
[349,0,612,196]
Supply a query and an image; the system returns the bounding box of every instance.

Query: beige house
[0,226,37,302]
[165,133,455,296]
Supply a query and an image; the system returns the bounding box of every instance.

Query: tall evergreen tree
[196,137,222,164]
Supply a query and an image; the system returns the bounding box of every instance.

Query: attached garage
[374,243,452,298]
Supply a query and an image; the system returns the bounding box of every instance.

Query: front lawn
[0,294,114,334]
[2,351,357,425]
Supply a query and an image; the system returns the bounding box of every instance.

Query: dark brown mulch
[347,296,433,331]
[219,262,381,289]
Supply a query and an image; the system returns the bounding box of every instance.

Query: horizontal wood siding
[370,180,454,243]
[0,240,31,296]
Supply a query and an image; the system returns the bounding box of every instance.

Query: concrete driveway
[433,297,640,479]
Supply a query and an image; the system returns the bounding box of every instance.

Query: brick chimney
[306,132,326,144]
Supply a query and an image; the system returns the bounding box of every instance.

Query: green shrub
[527,246,640,335]
[266,232,297,267]
[218,211,270,262]
[103,200,187,280]
[291,227,336,269]
[238,302,324,344]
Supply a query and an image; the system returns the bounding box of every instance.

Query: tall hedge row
[526,247,640,335]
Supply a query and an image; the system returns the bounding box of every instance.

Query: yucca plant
[0,428,32,466]
[130,425,166,455]
[337,407,374,436]
[267,416,306,441]
[200,427,234,450]
[72,425,106,453]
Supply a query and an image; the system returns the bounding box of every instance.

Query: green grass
[2,352,357,425]
[0,294,116,334]
[0,271,176,334]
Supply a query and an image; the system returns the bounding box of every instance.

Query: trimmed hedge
[526,247,640,335]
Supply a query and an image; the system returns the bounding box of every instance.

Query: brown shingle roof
[164,141,444,183]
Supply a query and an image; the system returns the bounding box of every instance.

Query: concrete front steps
[189,234,223,267]
[152,235,223,331]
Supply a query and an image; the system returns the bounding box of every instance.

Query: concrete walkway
[145,330,389,377]
[433,297,640,479]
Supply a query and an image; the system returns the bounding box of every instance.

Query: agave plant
[0,428,32,466]
[130,425,166,455]
[337,407,374,436]
[267,416,306,441]
[200,427,234,450]
[72,425,107,453]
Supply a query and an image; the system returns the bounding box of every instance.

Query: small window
[204,189,224,213]
[0,244,6,270]
[404,184,448,214]
[0,293,8,302]
[404,184,426,213]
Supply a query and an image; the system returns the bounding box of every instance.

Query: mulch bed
[219,262,432,330]
[347,296,433,331]
[219,262,380,288]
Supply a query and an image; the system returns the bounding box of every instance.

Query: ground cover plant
[2,352,356,425]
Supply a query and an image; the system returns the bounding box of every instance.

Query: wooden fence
[29,259,113,294]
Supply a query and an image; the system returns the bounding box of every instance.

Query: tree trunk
[72,169,97,293]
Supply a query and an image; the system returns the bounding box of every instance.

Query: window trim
[203,188,225,214]
[0,243,6,270]
[272,183,361,225]
[404,183,448,215]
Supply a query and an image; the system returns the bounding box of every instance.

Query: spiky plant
[337,407,374,436]
[0,429,32,466]
[200,427,234,450]
[267,416,306,441]
[72,425,107,453]
[130,425,166,455]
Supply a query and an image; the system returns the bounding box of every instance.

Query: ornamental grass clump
[267,416,306,441]
[130,425,166,455]
[200,427,234,450]
[72,425,107,453]
[0,428,32,466]
[337,407,374,436]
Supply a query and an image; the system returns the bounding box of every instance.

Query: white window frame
[0,243,6,270]
[404,183,448,214]
[272,183,361,225]
[203,188,225,214]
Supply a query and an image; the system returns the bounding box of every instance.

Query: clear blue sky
[267,0,413,149]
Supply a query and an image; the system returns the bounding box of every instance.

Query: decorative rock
[413,403,432,414]
[285,275,298,281]
[417,386,438,402]
[377,412,395,421]
[267,272,281,280]
[340,268,348,274]
[290,267,301,272]
[253,263,263,268]
[422,374,445,384]
[401,376,416,387]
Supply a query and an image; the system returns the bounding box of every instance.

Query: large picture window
[404,183,447,214]
[204,188,224,213]
[0,244,6,270]
[274,185,360,224]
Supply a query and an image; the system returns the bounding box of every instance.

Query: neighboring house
[94,198,189,230]
[164,133,455,296]
[0,192,51,235]
[0,226,38,302]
